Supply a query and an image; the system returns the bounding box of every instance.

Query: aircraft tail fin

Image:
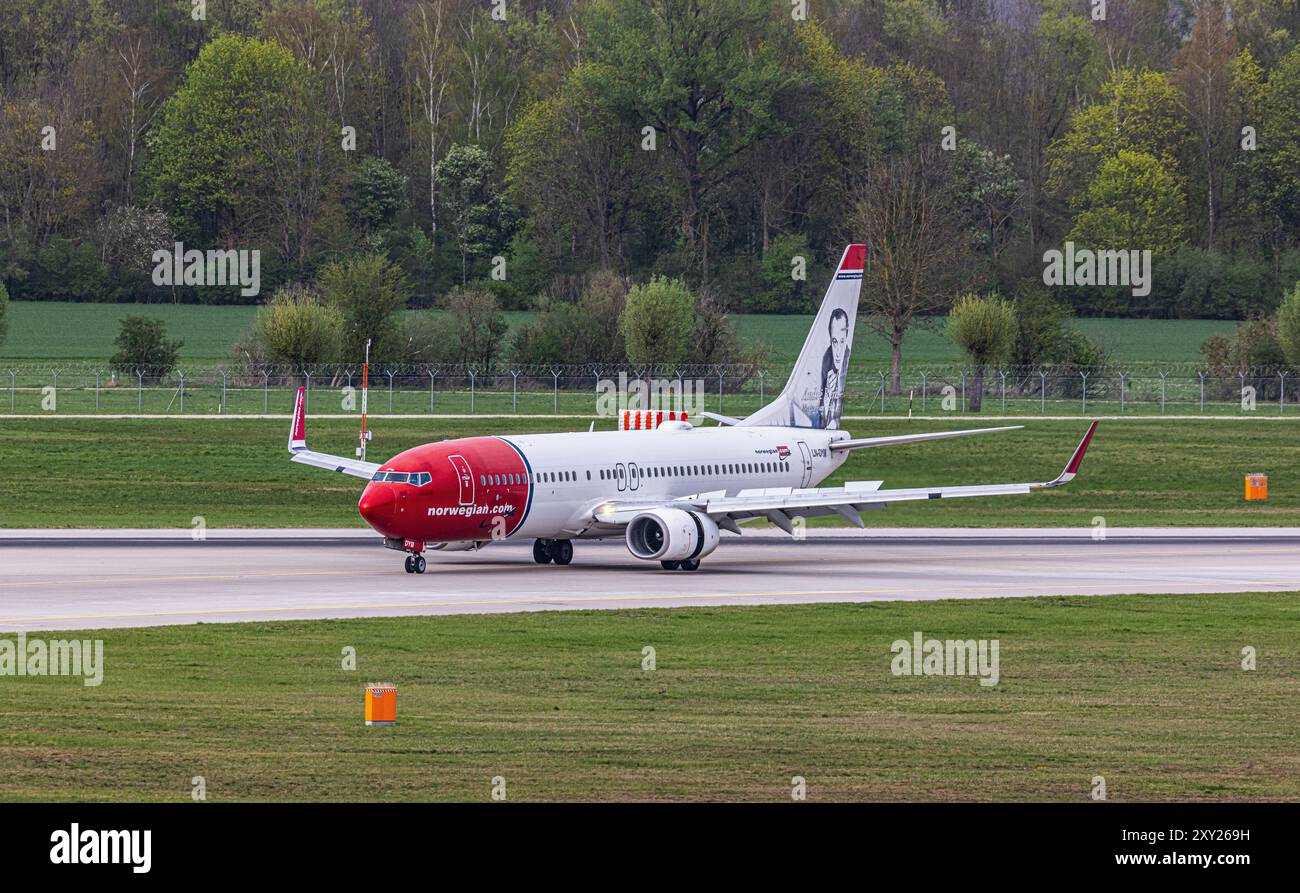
[739,243,864,429]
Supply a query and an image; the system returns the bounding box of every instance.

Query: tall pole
[358,339,371,461]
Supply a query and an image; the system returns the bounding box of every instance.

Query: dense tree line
[2,0,1300,357]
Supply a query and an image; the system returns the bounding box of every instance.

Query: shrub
[249,286,344,368]
[946,292,1015,411]
[510,270,628,366]
[317,253,410,362]
[444,286,508,369]
[1275,282,1300,366]
[395,312,457,366]
[1200,315,1286,399]
[621,276,696,365]
[110,316,183,378]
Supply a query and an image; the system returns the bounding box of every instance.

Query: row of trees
[945,280,1300,409]
[237,255,759,371]
[3,2,1300,361]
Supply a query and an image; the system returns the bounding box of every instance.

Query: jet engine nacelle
[625,509,720,562]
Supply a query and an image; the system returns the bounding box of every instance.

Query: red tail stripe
[839,243,867,272]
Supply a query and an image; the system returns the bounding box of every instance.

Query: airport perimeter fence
[2,362,1299,418]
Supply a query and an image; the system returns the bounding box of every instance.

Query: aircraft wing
[290,450,380,479]
[287,386,381,480]
[828,425,1021,452]
[594,421,1097,531]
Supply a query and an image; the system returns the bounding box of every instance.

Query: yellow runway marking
[2,579,1296,625]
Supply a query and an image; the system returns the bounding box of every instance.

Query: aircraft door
[628,462,640,491]
[448,454,474,505]
[797,441,814,488]
[616,462,627,492]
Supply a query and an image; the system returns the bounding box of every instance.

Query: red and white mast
[357,338,372,461]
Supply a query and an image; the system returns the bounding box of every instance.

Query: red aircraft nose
[358,484,396,529]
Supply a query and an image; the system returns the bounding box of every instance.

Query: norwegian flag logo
[777,445,791,459]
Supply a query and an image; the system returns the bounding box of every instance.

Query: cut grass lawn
[0,416,1295,528]
[2,300,1237,366]
[0,593,1294,802]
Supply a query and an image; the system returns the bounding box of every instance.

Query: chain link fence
[2,362,1296,417]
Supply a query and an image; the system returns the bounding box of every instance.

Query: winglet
[1040,420,1097,487]
[288,386,307,452]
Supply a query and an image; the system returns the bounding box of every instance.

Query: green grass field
[1,593,1294,801]
[1,300,1237,366]
[0,416,1293,528]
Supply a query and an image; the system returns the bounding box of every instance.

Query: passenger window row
[379,461,791,490]
[598,461,789,480]
[479,470,586,487]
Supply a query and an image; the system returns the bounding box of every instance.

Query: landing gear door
[448,454,474,505]
[797,441,813,488]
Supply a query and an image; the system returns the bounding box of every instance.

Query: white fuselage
[501,424,850,540]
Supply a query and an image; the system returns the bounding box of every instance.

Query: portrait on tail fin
[743,244,864,430]
[819,308,851,428]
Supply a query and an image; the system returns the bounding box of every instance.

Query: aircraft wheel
[533,540,553,564]
[414,555,426,574]
[660,560,680,571]
[550,539,573,566]
[678,558,700,572]
[404,555,415,573]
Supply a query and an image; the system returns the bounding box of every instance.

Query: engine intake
[626,509,720,562]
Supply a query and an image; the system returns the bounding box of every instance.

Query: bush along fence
[2,362,1299,418]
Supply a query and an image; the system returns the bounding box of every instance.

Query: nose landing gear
[404,554,426,574]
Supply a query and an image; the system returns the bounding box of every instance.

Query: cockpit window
[369,470,431,486]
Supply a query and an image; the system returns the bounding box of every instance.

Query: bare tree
[850,153,962,394]
[457,8,510,146]
[262,1,371,127]
[112,33,160,206]
[1173,1,1237,249]
[408,0,454,237]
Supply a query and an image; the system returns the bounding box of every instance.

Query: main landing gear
[533,539,573,566]
[659,558,700,572]
[404,554,426,574]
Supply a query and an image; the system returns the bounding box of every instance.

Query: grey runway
[1,529,1297,631]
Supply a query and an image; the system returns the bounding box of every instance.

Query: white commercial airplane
[288,244,1097,573]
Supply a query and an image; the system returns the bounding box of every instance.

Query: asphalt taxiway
[1,528,1296,631]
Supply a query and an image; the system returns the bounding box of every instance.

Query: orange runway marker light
[1245,473,1268,501]
[364,683,397,726]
